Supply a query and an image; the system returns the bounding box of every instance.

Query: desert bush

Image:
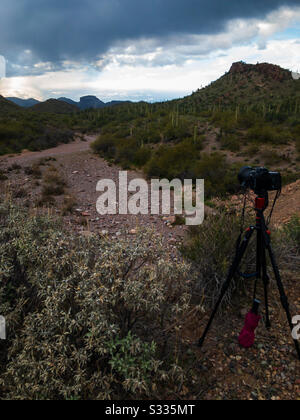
[61,194,77,215]
[115,138,140,167]
[283,215,300,250]
[162,120,192,142]
[42,167,66,196]
[281,171,300,186]
[296,137,300,158]
[247,125,289,145]
[0,117,74,156]
[261,149,283,166]
[180,211,255,308]
[211,110,237,133]
[246,143,260,156]
[24,163,42,178]
[91,134,117,159]
[145,143,198,180]
[7,163,22,172]
[220,135,241,152]
[0,170,8,181]
[194,154,239,198]
[132,146,152,168]
[0,204,192,400]
[11,186,28,199]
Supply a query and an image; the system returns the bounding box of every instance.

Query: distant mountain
[29,99,79,114]
[57,97,79,107]
[79,95,106,110]
[58,95,131,110]
[58,95,105,110]
[6,97,40,108]
[0,95,21,114]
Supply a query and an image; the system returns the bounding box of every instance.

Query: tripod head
[255,192,269,212]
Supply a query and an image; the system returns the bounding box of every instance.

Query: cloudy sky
[0,0,300,102]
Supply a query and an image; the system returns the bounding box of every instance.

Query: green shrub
[220,135,241,152]
[91,135,117,159]
[283,215,300,249]
[195,154,239,198]
[145,143,198,180]
[24,163,42,178]
[41,167,66,197]
[281,171,300,186]
[0,204,192,400]
[261,149,283,166]
[247,125,289,145]
[296,137,300,157]
[180,212,254,309]
[132,146,152,168]
[115,138,140,167]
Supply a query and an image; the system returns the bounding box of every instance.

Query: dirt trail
[0,135,187,252]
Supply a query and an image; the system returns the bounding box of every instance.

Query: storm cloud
[1,0,300,76]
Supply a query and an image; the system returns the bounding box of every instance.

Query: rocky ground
[0,135,299,400]
[0,135,190,256]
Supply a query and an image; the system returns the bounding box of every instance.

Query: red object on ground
[238,312,261,348]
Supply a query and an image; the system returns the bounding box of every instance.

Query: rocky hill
[186,61,300,108]
[229,61,291,82]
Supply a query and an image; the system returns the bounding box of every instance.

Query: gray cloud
[0,0,299,76]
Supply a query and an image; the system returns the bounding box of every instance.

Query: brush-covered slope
[0,95,21,114]
[185,61,300,109]
[30,99,79,114]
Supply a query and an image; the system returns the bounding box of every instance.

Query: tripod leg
[198,227,255,348]
[261,244,271,329]
[253,222,262,302]
[263,230,300,361]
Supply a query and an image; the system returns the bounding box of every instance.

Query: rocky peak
[229,61,291,82]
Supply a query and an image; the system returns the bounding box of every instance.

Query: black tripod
[198,193,300,361]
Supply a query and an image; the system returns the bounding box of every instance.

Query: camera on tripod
[238,166,281,194]
[198,166,300,360]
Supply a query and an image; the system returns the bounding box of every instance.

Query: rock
[72,171,79,174]
[101,230,109,235]
[79,231,95,238]
[129,229,137,235]
[163,215,176,225]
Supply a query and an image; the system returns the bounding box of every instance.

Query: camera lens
[238,166,253,187]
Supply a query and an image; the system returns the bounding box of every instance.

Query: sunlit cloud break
[0,1,300,101]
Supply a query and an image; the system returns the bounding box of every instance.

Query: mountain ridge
[7,97,40,108]
[4,95,132,112]
[29,99,79,114]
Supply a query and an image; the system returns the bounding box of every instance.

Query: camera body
[238,166,282,195]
